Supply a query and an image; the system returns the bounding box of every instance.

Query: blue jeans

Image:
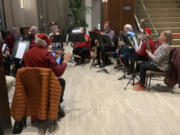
[112,48,132,67]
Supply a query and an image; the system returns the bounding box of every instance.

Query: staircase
[136,0,180,47]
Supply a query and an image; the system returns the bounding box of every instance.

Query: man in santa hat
[22,33,71,120]
[24,32,71,103]
[135,28,156,60]
[13,33,72,133]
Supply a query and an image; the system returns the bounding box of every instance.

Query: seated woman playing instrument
[72,27,91,65]
[133,30,172,91]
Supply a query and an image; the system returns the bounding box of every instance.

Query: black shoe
[58,107,65,120]
[60,99,64,103]
[107,59,113,65]
[99,64,106,68]
[127,71,132,75]
[114,63,123,68]
[13,118,26,134]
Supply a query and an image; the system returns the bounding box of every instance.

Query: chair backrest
[113,36,119,49]
[11,67,61,121]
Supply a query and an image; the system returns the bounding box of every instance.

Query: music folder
[68,33,85,42]
[52,35,67,43]
[102,35,113,45]
[89,31,104,45]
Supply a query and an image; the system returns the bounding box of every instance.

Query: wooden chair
[146,70,173,93]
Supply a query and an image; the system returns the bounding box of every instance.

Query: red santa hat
[35,33,50,47]
[50,21,57,27]
[29,26,38,34]
[145,28,152,35]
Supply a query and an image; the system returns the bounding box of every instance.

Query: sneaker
[133,84,145,91]
[99,64,106,68]
[134,81,140,85]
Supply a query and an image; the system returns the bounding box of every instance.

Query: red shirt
[136,39,156,58]
[75,35,91,48]
[5,34,15,53]
[24,45,67,77]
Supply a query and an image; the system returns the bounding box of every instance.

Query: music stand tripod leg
[118,68,127,80]
[124,49,137,90]
[90,57,96,70]
[97,67,110,74]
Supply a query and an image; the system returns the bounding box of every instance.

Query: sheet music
[15,42,27,59]
[2,44,6,53]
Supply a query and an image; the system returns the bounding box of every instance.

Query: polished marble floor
[8,46,180,135]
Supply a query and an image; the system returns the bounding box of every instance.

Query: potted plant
[68,0,91,29]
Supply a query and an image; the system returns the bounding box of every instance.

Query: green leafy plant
[68,0,91,28]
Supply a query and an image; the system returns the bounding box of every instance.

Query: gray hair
[162,30,172,45]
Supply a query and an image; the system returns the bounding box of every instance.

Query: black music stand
[123,49,140,90]
[52,34,67,51]
[11,40,30,60]
[68,33,85,43]
[11,40,30,76]
[96,35,113,74]
[68,33,85,63]
[89,31,102,69]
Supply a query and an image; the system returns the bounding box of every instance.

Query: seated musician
[0,32,11,75]
[49,21,64,49]
[4,27,21,53]
[135,28,156,61]
[112,24,133,72]
[97,21,115,68]
[28,26,38,46]
[49,21,60,40]
[127,28,156,74]
[133,31,172,91]
[72,27,91,65]
[13,33,72,132]
[3,28,22,75]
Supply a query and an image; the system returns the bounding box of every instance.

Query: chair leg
[148,76,152,92]
[168,87,174,94]
[145,76,148,86]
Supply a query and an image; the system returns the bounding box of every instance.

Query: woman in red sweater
[72,27,91,65]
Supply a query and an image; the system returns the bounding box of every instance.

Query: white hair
[124,24,133,31]
[29,26,38,34]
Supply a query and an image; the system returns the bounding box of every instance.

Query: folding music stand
[52,34,67,51]
[68,33,85,43]
[11,40,30,60]
[68,33,86,63]
[89,31,102,69]
[96,35,113,74]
